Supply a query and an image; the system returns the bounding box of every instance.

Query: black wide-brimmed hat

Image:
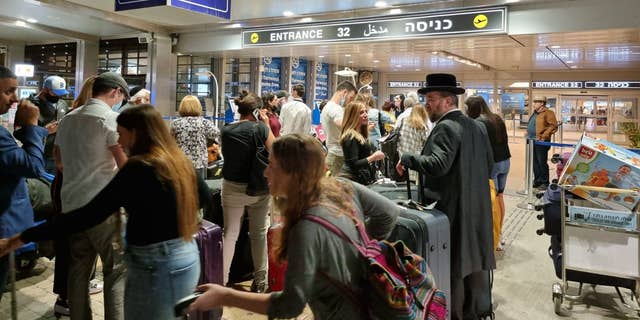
[417,73,465,95]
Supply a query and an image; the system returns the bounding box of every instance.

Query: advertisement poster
[291,57,307,87]
[501,93,525,125]
[315,62,329,100]
[261,57,282,94]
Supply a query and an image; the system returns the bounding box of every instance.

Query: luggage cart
[553,185,640,317]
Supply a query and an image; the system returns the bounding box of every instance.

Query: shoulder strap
[301,214,380,258]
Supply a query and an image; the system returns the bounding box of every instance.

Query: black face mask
[46,94,60,104]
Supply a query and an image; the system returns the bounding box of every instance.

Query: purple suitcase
[189,219,223,320]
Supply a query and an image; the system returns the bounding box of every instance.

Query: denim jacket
[0,125,47,237]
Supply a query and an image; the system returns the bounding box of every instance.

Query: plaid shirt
[398,118,430,181]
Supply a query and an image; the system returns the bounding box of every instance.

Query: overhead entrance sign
[243,6,506,47]
[115,0,230,19]
[532,81,640,89]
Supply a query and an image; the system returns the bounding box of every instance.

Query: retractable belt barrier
[162,116,226,121]
[532,140,640,154]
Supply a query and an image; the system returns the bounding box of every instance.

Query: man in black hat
[396,73,495,319]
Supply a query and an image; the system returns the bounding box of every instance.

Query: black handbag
[246,123,270,196]
[378,110,387,137]
[379,120,406,182]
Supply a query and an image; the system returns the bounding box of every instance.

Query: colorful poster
[315,62,329,100]
[261,57,282,94]
[291,57,307,87]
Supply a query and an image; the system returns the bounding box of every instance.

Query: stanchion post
[517,139,536,210]
[9,251,17,320]
[517,138,532,195]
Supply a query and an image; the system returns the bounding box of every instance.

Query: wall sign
[315,62,329,100]
[585,81,640,89]
[387,81,462,88]
[115,0,230,19]
[532,81,583,89]
[261,57,282,94]
[243,6,506,47]
[533,81,640,89]
[291,57,307,87]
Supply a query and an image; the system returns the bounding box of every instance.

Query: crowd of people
[0,68,523,320]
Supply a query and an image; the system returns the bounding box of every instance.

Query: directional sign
[584,81,640,89]
[115,0,165,11]
[243,6,506,47]
[116,0,230,19]
[170,0,230,19]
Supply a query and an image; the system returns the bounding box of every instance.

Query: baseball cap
[44,75,69,96]
[95,72,130,99]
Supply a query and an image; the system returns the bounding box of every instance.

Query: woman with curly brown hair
[189,133,399,319]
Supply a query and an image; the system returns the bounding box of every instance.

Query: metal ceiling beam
[36,0,170,35]
[0,14,97,42]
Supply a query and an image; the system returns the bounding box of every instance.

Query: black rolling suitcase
[379,170,451,319]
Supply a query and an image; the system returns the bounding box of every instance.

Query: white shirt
[320,100,344,156]
[55,98,120,212]
[280,98,312,136]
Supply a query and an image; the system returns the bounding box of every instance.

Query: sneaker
[54,297,70,317]
[250,271,268,293]
[89,279,103,295]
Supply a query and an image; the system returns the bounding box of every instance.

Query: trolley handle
[562,184,639,194]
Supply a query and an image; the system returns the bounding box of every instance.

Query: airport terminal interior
[2,0,640,319]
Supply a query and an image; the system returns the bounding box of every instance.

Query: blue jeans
[533,142,551,186]
[124,238,200,320]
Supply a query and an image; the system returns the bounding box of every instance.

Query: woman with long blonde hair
[0,105,206,319]
[70,75,97,111]
[397,103,430,182]
[339,101,385,185]
[189,134,399,319]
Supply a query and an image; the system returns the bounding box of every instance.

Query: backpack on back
[303,214,446,320]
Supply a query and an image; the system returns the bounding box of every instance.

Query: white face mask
[112,100,123,112]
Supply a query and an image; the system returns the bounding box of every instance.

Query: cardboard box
[559,135,640,211]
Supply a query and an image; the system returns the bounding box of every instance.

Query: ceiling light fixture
[375,1,388,8]
[15,20,27,27]
[318,55,325,58]
[389,8,402,14]
[373,60,380,63]
[570,65,578,69]
[283,10,294,17]
[228,23,242,28]
[345,54,352,57]
[300,17,312,23]
[26,18,38,23]
[550,45,561,49]
[431,50,491,70]
[566,60,574,64]
[509,82,530,88]
[334,67,358,85]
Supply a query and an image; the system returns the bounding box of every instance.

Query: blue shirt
[527,112,538,139]
[0,125,47,237]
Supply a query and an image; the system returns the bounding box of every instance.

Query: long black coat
[401,109,495,279]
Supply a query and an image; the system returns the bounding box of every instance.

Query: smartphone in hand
[252,108,262,121]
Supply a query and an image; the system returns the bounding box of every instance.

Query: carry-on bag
[383,169,451,319]
[190,219,223,320]
[267,224,288,291]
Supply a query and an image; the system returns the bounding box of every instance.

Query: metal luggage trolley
[552,184,640,317]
